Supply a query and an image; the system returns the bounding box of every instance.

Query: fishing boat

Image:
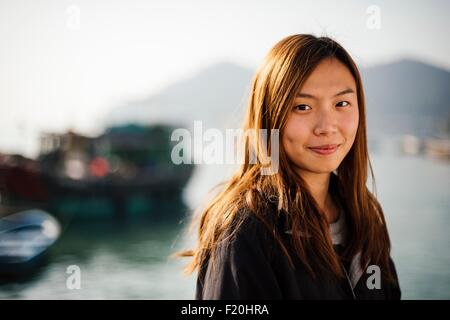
[0,123,194,220]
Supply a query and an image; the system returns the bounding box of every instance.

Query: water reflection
[0,199,195,299]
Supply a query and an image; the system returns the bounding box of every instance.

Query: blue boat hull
[0,209,61,277]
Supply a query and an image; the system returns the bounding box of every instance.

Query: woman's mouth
[308,144,340,155]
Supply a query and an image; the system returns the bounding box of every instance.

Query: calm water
[371,154,450,299]
[0,153,449,299]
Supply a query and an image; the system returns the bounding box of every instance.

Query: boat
[0,123,195,220]
[400,134,422,155]
[0,209,61,276]
[424,137,450,160]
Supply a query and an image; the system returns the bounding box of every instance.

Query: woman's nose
[313,110,338,136]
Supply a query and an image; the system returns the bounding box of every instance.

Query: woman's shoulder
[197,206,286,299]
[233,205,280,235]
[217,206,284,259]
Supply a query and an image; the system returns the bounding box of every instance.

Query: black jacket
[196,210,401,300]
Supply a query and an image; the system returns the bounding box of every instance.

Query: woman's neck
[298,171,339,223]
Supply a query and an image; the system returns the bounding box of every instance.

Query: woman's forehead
[296,58,357,98]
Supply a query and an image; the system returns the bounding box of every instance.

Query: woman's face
[282,58,359,175]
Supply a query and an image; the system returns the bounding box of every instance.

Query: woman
[181,34,401,299]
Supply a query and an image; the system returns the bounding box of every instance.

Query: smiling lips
[308,144,340,155]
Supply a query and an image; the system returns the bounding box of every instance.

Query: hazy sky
[1,0,449,157]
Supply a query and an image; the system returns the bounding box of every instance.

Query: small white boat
[0,209,61,276]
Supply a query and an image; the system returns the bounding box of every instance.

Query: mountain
[105,59,450,138]
[362,59,450,138]
[105,61,254,130]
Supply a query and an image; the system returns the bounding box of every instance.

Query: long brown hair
[180,34,394,281]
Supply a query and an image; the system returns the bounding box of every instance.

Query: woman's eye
[336,101,350,107]
[293,104,311,111]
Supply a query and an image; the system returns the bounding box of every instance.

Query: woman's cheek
[283,117,309,152]
[287,119,310,146]
[340,109,359,137]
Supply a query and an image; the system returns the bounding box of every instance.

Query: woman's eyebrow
[334,88,355,97]
[296,88,355,99]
